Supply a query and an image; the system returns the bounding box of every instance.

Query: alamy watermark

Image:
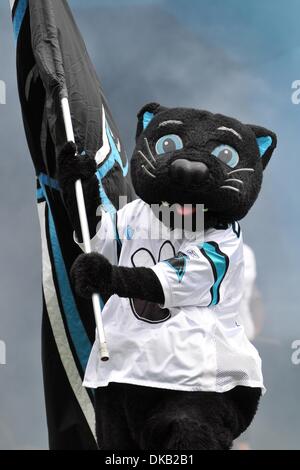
[291,340,300,365]
[0,80,6,104]
[96,197,205,242]
[291,80,300,104]
[0,340,6,365]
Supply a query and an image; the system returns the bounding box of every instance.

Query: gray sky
[0,0,299,449]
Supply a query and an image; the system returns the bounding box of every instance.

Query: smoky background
[0,0,299,449]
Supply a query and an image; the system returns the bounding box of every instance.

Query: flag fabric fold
[11,0,133,449]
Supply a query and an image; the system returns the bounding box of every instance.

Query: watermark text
[291,80,300,104]
[96,198,205,241]
[291,340,300,365]
[0,340,6,365]
[0,80,6,104]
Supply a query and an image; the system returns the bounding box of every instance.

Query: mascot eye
[211,145,239,168]
[155,134,183,155]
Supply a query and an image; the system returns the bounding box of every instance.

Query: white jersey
[78,199,264,393]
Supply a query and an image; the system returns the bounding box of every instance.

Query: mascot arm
[70,249,215,308]
[70,252,165,303]
[57,142,101,242]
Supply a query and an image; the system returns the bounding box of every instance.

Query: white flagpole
[61,97,109,361]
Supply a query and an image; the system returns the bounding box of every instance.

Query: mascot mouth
[161,201,208,216]
[175,204,196,216]
[149,201,209,231]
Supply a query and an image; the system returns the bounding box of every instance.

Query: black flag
[11,0,133,449]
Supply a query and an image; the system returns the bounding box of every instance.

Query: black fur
[95,383,261,450]
[70,252,165,303]
[57,103,276,450]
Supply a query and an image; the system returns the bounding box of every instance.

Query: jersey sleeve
[150,241,230,309]
[74,210,119,265]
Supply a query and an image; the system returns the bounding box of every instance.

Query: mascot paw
[57,141,97,187]
[70,252,113,298]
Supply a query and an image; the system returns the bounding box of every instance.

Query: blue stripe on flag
[13,0,28,40]
[39,178,92,372]
[39,173,60,191]
[97,123,129,180]
[36,188,44,200]
[95,121,129,214]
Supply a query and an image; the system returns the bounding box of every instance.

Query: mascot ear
[136,102,166,141]
[248,124,277,170]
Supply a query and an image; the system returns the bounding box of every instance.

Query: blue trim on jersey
[39,178,92,372]
[13,0,28,40]
[200,242,229,306]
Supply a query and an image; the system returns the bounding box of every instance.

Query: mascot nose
[170,159,209,186]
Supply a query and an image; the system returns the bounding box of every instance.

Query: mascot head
[130,103,277,230]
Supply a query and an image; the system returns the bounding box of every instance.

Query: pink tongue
[175,204,196,216]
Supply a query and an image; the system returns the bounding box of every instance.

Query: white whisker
[138,150,156,170]
[141,165,156,179]
[227,168,255,175]
[144,137,156,163]
[220,186,240,194]
[224,178,244,185]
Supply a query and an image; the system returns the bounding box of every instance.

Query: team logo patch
[130,241,176,323]
[164,252,188,283]
[125,225,134,240]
